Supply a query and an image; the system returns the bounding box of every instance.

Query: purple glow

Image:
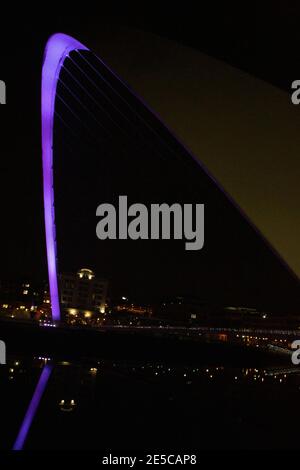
[13,365,52,450]
[41,32,297,324]
[42,34,88,321]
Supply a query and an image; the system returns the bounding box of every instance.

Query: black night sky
[0,5,299,311]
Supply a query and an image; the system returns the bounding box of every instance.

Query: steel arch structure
[41,33,299,323]
[41,33,88,321]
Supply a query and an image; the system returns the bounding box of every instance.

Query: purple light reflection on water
[13,364,53,450]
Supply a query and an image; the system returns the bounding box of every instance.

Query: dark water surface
[2,354,300,450]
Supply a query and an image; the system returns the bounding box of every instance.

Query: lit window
[68,309,77,316]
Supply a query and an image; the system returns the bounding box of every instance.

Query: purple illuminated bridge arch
[42,33,298,323]
[42,33,88,321]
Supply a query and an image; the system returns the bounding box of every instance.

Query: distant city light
[68,309,77,316]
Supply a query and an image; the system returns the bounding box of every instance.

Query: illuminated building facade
[60,268,108,321]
